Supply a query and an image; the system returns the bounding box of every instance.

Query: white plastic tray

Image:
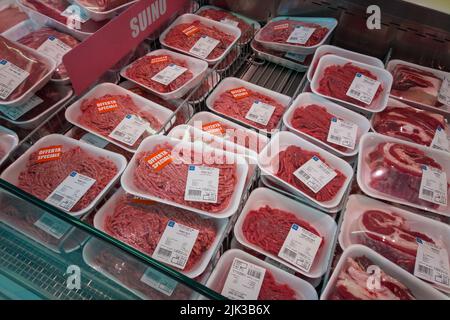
[65,82,175,153]
[283,92,371,157]
[206,77,291,134]
[310,54,393,113]
[320,244,449,300]
[307,44,385,82]
[0,126,19,165]
[160,13,241,65]
[93,188,228,278]
[258,131,354,209]
[357,132,450,216]
[254,17,338,55]
[73,0,137,21]
[234,187,337,278]
[0,134,127,217]
[120,49,208,100]
[205,249,318,300]
[120,134,249,219]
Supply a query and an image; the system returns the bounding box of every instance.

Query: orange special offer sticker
[145,149,173,171]
[182,25,200,37]
[150,55,169,64]
[35,145,63,163]
[202,121,225,136]
[273,23,289,31]
[229,87,250,100]
[96,98,119,113]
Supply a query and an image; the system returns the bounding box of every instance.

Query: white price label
[346,73,381,105]
[414,238,450,289]
[61,5,90,23]
[140,268,178,296]
[438,77,450,106]
[278,224,322,272]
[286,26,316,44]
[184,165,219,203]
[419,166,448,206]
[189,36,220,59]
[37,36,71,65]
[293,156,337,193]
[245,100,276,126]
[0,94,43,120]
[152,220,199,270]
[327,117,358,150]
[80,132,109,149]
[0,59,30,100]
[109,114,151,146]
[151,63,188,86]
[34,213,72,239]
[284,52,307,63]
[220,18,239,27]
[221,258,266,300]
[430,127,449,153]
[45,171,96,211]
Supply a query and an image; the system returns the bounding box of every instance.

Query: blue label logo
[169,63,174,67]
[292,224,299,230]
[356,73,362,77]
[437,126,442,132]
[49,36,56,41]
[416,237,423,244]
[201,35,206,38]
[126,114,131,119]
[0,60,7,65]
[331,117,337,122]
[168,220,175,227]
[189,165,195,171]
[421,165,427,171]
[313,156,319,161]
[70,171,77,177]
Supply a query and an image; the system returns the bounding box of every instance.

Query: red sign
[63,0,189,95]
[229,87,250,99]
[145,149,173,171]
[36,145,63,163]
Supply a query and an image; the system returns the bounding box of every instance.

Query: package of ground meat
[371,98,450,151]
[17,26,80,82]
[339,194,450,293]
[188,111,269,153]
[357,132,450,216]
[160,13,240,65]
[121,49,208,100]
[65,83,174,153]
[0,125,19,165]
[206,249,318,300]
[0,134,127,216]
[284,92,371,157]
[0,2,29,33]
[196,5,261,44]
[258,131,353,209]
[0,36,56,106]
[255,17,337,55]
[93,188,227,278]
[234,187,337,278]
[206,77,290,132]
[320,244,447,300]
[120,135,249,218]
[311,54,392,112]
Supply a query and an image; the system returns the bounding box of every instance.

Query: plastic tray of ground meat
[188,111,270,153]
[357,132,450,217]
[307,44,385,83]
[0,125,19,165]
[254,17,338,55]
[73,0,137,22]
[283,92,371,157]
[257,131,354,209]
[0,134,127,217]
[93,188,228,278]
[320,244,448,300]
[234,187,337,278]
[339,194,450,294]
[65,82,175,153]
[159,13,241,65]
[206,77,291,134]
[120,134,249,219]
[310,54,393,113]
[205,249,318,300]
[120,49,208,100]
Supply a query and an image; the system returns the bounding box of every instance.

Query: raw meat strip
[367,142,446,208]
[317,63,383,108]
[329,256,416,300]
[258,270,297,300]
[355,210,436,272]
[0,36,51,102]
[104,194,217,271]
[259,19,329,47]
[391,64,443,107]
[0,5,28,33]
[274,145,347,202]
[17,146,118,212]
[78,94,162,149]
[242,205,323,259]
[76,0,133,11]
[125,54,194,93]
[290,104,350,152]
[18,27,80,80]
[163,20,236,60]
[133,143,237,213]
[372,104,448,146]
[212,88,285,131]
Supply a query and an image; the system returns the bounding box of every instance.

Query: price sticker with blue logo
[346,72,381,105]
[245,100,276,126]
[327,117,358,150]
[184,165,219,203]
[189,36,220,59]
[430,126,449,153]
[419,165,448,206]
[0,59,30,100]
[37,36,72,65]
[151,63,188,86]
[109,114,152,146]
[293,156,337,193]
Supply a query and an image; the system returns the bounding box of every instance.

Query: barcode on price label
[151,64,187,86]
[419,166,448,206]
[326,117,358,150]
[346,73,381,105]
[430,126,449,153]
[184,165,219,203]
[0,59,30,100]
[286,26,316,45]
[109,114,151,146]
[189,36,220,59]
[244,101,275,126]
[414,238,450,289]
[293,156,337,193]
